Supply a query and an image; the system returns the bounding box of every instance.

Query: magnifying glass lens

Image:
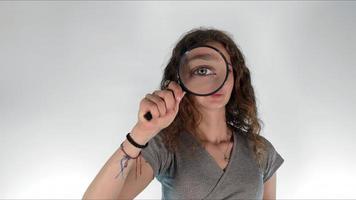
[144,45,229,121]
[178,46,228,95]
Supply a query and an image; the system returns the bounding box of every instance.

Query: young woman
[83,27,284,200]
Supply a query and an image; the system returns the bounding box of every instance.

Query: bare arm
[82,127,154,200]
[116,154,155,199]
[263,172,277,200]
[83,81,185,199]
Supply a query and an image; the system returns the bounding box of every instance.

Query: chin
[195,95,230,109]
[200,100,229,110]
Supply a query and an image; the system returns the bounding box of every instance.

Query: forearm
[82,128,151,200]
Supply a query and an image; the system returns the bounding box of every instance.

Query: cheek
[225,71,234,90]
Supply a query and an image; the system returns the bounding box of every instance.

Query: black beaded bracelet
[126,132,148,149]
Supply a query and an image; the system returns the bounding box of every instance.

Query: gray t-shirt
[141,129,284,199]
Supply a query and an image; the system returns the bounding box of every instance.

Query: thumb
[179,91,186,102]
[175,91,186,107]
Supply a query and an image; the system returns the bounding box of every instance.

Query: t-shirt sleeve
[259,135,285,183]
[140,132,173,180]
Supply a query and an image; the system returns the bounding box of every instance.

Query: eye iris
[198,68,207,75]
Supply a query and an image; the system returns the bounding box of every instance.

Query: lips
[212,93,223,97]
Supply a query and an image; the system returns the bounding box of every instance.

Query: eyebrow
[188,53,232,66]
[188,53,219,61]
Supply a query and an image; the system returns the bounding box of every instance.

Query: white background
[1,1,356,199]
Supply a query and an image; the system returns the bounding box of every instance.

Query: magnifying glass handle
[144,111,152,121]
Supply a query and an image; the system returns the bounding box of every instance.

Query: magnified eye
[192,66,216,76]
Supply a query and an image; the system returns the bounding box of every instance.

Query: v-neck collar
[178,129,242,200]
[182,129,239,175]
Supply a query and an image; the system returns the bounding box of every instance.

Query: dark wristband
[126,132,148,149]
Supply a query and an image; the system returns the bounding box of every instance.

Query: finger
[145,93,167,117]
[142,97,160,120]
[174,91,186,111]
[153,90,175,113]
[163,80,171,89]
[166,81,185,101]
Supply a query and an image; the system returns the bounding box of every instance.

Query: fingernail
[179,92,186,101]
[164,80,171,89]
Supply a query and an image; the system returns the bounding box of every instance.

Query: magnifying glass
[144,44,230,121]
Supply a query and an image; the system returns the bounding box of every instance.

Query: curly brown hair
[157,27,267,169]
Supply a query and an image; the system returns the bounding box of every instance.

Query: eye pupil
[198,68,206,75]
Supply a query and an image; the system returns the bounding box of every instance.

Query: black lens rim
[176,44,229,96]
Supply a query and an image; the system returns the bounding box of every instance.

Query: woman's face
[192,42,234,111]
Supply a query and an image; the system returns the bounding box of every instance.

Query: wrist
[130,124,154,145]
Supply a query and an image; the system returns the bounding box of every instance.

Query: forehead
[204,42,231,63]
[186,47,221,61]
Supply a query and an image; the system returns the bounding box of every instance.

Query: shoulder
[237,131,274,153]
[256,134,276,152]
[241,132,283,164]
[255,134,285,182]
[253,134,281,164]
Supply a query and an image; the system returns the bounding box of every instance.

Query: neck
[196,107,232,144]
